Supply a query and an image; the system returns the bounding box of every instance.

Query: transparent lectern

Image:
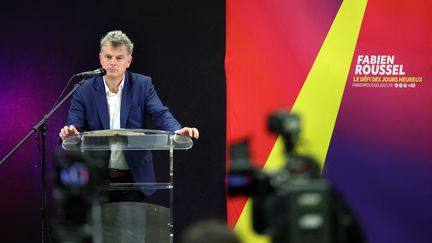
[62,129,193,243]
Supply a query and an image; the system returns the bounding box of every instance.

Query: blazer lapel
[120,73,132,128]
[94,77,110,130]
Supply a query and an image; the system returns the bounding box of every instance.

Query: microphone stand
[0,77,87,243]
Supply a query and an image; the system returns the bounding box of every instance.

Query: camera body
[227,111,363,243]
[52,150,108,243]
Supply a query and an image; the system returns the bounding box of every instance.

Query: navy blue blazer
[66,71,182,192]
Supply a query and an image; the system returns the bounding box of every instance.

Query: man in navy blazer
[59,30,198,201]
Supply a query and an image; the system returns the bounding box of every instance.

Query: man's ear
[127,56,133,68]
[99,53,103,65]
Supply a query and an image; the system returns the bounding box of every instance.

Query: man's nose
[109,59,117,65]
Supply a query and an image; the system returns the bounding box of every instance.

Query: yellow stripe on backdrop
[233,0,368,242]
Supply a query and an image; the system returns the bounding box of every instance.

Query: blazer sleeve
[143,77,182,132]
[66,87,86,132]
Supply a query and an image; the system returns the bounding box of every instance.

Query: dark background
[0,0,226,242]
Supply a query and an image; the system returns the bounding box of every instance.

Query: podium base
[99,202,170,243]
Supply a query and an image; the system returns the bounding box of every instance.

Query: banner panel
[226,0,432,242]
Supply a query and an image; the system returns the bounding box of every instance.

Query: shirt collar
[103,75,125,95]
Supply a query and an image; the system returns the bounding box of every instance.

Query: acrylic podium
[62,129,193,243]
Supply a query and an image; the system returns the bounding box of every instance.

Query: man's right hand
[59,125,79,140]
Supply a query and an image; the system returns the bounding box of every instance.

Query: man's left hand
[175,127,199,139]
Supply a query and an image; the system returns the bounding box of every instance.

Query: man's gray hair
[100,30,134,55]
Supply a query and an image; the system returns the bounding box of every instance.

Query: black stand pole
[0,78,86,243]
[39,123,48,243]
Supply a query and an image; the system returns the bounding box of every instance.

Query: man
[59,30,199,201]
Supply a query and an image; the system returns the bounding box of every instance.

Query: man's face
[99,43,132,81]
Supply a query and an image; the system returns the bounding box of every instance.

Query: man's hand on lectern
[59,125,79,140]
[175,127,199,139]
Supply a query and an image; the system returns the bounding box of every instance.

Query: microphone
[73,68,106,79]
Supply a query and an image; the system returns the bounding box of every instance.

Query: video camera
[227,110,363,243]
[52,150,108,243]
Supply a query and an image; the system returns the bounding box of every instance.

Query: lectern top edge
[62,129,193,151]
